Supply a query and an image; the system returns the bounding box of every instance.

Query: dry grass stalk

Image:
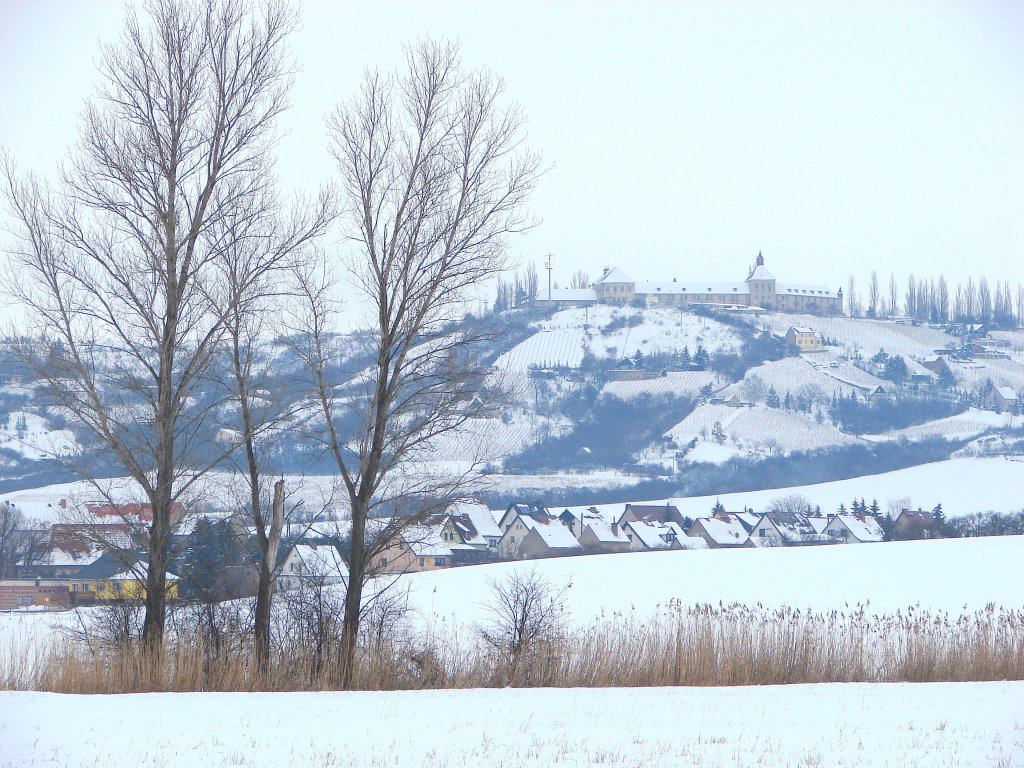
[2,602,1021,693]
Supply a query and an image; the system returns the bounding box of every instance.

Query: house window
[71,584,77,592]
[17,595,33,606]
[488,540,496,548]
[759,530,767,538]
[97,582,105,592]
[379,557,388,567]
[114,582,122,593]
[435,558,446,567]
[419,558,425,567]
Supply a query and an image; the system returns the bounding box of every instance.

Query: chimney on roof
[611,521,619,537]
[603,267,609,277]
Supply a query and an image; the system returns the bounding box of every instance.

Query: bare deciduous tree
[888,273,898,318]
[0,502,47,579]
[291,40,541,685]
[570,270,590,290]
[868,270,879,318]
[1,0,325,646]
[476,569,568,685]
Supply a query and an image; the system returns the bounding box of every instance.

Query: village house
[537,253,843,315]
[277,543,347,591]
[891,509,941,540]
[375,517,459,574]
[785,327,821,351]
[687,516,750,548]
[988,386,1019,413]
[497,503,581,559]
[558,508,631,553]
[0,579,70,610]
[621,519,697,552]
[747,510,834,547]
[617,503,689,530]
[66,552,179,603]
[824,513,884,544]
[442,500,503,551]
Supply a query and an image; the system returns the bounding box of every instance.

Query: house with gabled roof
[443,500,502,551]
[621,519,698,551]
[824,513,884,544]
[687,516,750,548]
[748,510,835,547]
[891,509,941,540]
[559,508,631,553]
[617,502,688,530]
[277,543,348,591]
[497,504,581,560]
[988,386,1019,413]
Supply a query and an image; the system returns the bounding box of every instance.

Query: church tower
[745,251,776,309]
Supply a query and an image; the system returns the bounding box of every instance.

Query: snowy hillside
[665,402,860,461]
[493,305,741,372]
[758,313,955,359]
[0,411,78,461]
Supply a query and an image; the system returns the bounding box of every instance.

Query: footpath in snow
[1,683,1021,767]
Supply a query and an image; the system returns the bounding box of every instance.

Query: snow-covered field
[2,683,1021,767]
[594,457,1024,522]
[398,534,1024,633]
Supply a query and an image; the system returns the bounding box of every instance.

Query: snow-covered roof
[403,524,454,557]
[830,514,884,543]
[447,501,502,541]
[693,516,749,545]
[594,267,634,285]
[637,281,749,296]
[626,520,685,550]
[583,518,629,544]
[543,287,598,302]
[520,516,581,550]
[789,327,815,335]
[283,544,348,577]
[747,264,775,281]
[109,563,179,581]
[995,386,1018,400]
[776,283,839,298]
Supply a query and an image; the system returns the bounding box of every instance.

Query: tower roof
[746,251,775,281]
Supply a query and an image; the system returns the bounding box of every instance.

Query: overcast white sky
[2,0,1022,306]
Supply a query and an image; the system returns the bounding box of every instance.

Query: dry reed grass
[2,601,1021,694]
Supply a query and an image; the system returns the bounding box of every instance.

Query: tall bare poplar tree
[293,40,540,685]
[1,0,320,645]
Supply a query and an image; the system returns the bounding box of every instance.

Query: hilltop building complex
[542,253,843,316]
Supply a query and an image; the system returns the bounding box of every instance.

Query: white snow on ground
[950,355,1024,391]
[667,403,859,458]
[863,407,1019,443]
[399,535,1024,632]
[2,683,1021,768]
[493,306,741,372]
[759,313,956,360]
[603,370,723,400]
[597,456,1024,522]
[721,356,883,402]
[0,412,78,461]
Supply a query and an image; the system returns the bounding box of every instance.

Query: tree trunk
[254,479,285,671]
[339,497,367,688]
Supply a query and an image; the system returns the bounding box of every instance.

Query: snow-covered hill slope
[493,306,741,372]
[665,402,860,461]
[759,313,955,359]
